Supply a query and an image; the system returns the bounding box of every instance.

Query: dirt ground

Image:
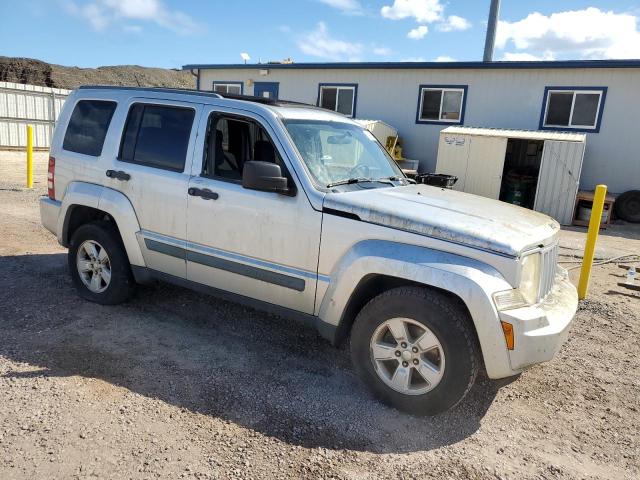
[1,151,638,479]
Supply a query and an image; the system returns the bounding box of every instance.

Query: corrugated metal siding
[198,66,640,193]
[534,140,586,225]
[0,81,70,148]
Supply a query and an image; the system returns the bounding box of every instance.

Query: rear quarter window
[62,100,117,156]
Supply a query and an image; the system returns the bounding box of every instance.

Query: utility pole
[483,0,501,62]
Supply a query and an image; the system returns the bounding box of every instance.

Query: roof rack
[77,85,318,109]
[216,92,313,108]
[78,85,223,99]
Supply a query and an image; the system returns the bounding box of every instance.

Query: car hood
[323,184,560,257]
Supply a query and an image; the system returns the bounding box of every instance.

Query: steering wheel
[348,163,371,179]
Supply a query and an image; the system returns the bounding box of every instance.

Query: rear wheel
[68,221,135,305]
[350,286,479,415]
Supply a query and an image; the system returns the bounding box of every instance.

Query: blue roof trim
[183,59,640,71]
[538,86,608,133]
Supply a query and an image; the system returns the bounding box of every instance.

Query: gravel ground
[1,152,638,479]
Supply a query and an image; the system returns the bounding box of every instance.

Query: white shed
[435,126,586,225]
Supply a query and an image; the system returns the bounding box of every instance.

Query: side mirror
[242,161,288,193]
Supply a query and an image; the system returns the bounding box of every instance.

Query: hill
[0,56,194,90]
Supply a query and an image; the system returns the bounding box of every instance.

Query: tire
[68,221,135,305]
[614,190,640,223]
[350,286,479,416]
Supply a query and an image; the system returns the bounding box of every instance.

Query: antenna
[240,52,250,64]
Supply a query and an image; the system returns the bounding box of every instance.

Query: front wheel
[350,286,479,415]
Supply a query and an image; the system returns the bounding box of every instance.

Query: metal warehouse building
[183,60,640,195]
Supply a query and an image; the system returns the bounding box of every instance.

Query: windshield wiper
[326,177,372,188]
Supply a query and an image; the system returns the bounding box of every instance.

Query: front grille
[539,243,559,301]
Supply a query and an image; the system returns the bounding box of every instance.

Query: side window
[416,86,466,124]
[213,82,243,95]
[541,87,606,131]
[202,114,284,181]
[318,84,357,117]
[119,104,195,172]
[62,100,117,156]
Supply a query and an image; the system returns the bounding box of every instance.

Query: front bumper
[499,270,578,373]
[39,196,61,236]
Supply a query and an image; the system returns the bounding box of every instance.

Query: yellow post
[577,184,607,299]
[26,124,34,188]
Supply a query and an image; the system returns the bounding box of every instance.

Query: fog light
[501,321,515,350]
[493,289,526,311]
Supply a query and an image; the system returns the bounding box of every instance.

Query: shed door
[534,140,585,225]
[436,133,471,192]
[464,136,507,199]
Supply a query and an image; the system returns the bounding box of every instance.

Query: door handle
[188,187,219,200]
[106,169,131,181]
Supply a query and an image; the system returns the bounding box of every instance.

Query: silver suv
[40,86,578,415]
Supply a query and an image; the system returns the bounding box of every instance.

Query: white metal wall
[0,81,70,148]
[198,66,640,194]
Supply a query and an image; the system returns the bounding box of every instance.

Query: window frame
[212,81,244,95]
[316,83,358,118]
[117,102,197,173]
[415,84,467,125]
[61,99,118,157]
[200,111,297,195]
[539,86,607,133]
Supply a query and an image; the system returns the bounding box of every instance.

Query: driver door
[185,106,322,314]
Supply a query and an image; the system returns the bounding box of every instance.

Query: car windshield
[283,119,403,187]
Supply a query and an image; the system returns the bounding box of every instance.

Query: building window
[540,87,607,132]
[416,85,467,124]
[317,84,357,117]
[213,82,243,95]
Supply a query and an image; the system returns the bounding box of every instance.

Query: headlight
[493,253,541,311]
[519,253,541,304]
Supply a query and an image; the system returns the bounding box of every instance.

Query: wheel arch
[316,240,516,379]
[58,182,146,267]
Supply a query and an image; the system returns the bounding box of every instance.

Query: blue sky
[2,0,640,68]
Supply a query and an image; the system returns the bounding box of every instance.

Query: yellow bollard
[577,184,607,299]
[26,124,34,188]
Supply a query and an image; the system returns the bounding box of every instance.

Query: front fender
[317,240,515,379]
[58,182,146,267]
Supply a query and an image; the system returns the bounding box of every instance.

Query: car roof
[76,85,355,123]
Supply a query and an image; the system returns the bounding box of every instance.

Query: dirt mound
[0,56,193,90]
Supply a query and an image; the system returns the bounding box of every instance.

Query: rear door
[105,98,202,278]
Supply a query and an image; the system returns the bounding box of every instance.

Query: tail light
[47,156,55,199]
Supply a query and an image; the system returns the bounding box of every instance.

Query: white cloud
[407,25,428,39]
[496,7,640,59]
[373,46,392,56]
[401,56,426,62]
[438,15,471,32]
[318,0,363,15]
[65,0,202,34]
[381,0,443,23]
[434,55,456,62]
[297,22,362,61]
